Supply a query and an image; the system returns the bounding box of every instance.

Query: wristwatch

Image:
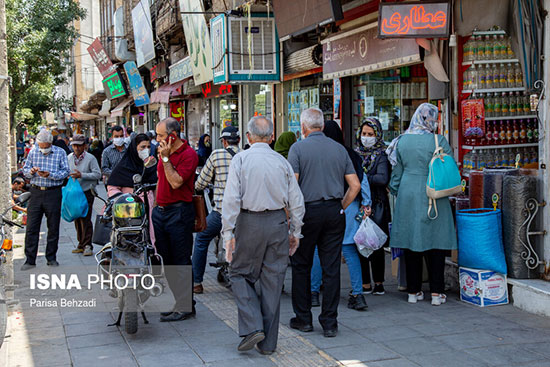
[162,156,169,163]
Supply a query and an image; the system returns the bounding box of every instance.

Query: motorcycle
[0,192,31,348]
[93,173,164,335]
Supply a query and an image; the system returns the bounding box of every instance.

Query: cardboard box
[459,267,509,307]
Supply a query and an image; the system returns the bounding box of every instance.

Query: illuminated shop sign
[378,2,450,38]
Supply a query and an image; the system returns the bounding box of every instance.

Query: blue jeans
[311,244,363,295]
[192,210,222,284]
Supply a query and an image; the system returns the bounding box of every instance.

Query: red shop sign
[378,2,450,38]
[170,102,185,122]
[87,38,116,78]
[201,83,233,99]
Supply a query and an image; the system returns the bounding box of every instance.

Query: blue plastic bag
[61,178,89,222]
[456,209,507,274]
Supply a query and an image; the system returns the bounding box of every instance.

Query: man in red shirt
[153,117,198,322]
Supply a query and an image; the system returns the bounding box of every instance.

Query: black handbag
[92,214,112,246]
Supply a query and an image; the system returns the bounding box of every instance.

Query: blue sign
[169,57,193,84]
[123,61,150,107]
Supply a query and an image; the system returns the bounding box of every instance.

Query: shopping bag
[61,178,89,222]
[354,217,388,257]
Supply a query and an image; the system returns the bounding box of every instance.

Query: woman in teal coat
[386,103,457,306]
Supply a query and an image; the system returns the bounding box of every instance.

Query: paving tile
[523,341,550,359]
[356,325,424,342]
[189,342,243,363]
[134,349,204,366]
[408,350,490,367]
[65,321,116,337]
[348,359,420,367]
[464,344,547,366]
[205,356,277,367]
[67,330,124,349]
[302,327,368,349]
[438,331,508,349]
[325,343,399,364]
[70,343,137,367]
[382,336,454,356]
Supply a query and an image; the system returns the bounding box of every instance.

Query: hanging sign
[169,57,193,84]
[378,2,450,38]
[132,0,155,67]
[102,72,127,100]
[170,101,184,122]
[123,61,150,107]
[88,38,116,78]
[200,82,233,99]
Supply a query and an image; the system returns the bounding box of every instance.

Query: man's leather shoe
[160,310,174,317]
[347,294,368,311]
[237,331,265,351]
[323,329,338,338]
[255,344,274,355]
[193,284,204,294]
[289,317,313,332]
[311,292,320,307]
[160,309,195,322]
[20,263,36,271]
[47,260,59,267]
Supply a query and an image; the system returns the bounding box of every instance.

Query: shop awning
[111,98,134,118]
[70,111,100,121]
[150,81,186,104]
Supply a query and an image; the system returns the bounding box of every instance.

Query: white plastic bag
[353,217,388,258]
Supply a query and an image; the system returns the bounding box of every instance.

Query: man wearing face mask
[67,135,101,256]
[21,129,70,270]
[101,126,128,182]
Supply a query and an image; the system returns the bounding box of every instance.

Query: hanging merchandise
[457,209,507,274]
[502,175,540,279]
[482,167,519,209]
[461,99,485,145]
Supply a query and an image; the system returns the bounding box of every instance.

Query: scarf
[274,131,296,159]
[385,103,439,166]
[197,134,212,158]
[354,117,386,174]
[74,151,86,166]
[107,134,157,188]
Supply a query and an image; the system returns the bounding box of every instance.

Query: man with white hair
[21,129,70,270]
[222,116,305,355]
[287,108,361,338]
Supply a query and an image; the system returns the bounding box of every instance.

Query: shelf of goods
[462,87,525,94]
[462,59,519,66]
[462,143,538,150]
[485,115,537,121]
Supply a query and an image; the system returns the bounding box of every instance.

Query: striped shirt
[101,143,128,177]
[195,145,241,212]
[23,146,70,187]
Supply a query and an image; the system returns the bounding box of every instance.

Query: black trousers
[74,190,94,249]
[152,202,194,312]
[359,246,386,284]
[291,200,345,331]
[404,249,446,294]
[24,186,62,264]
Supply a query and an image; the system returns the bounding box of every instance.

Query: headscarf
[107,133,157,188]
[354,117,387,174]
[274,131,296,159]
[385,103,439,166]
[323,120,363,182]
[197,134,212,158]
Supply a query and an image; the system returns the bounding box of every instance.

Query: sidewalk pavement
[1,187,550,367]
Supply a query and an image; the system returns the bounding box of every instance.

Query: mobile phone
[167,133,176,145]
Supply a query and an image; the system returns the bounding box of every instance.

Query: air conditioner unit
[211,14,281,84]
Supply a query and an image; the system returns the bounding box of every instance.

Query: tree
[6,0,86,129]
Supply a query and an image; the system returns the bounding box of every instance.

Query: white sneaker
[407,291,424,303]
[431,293,447,306]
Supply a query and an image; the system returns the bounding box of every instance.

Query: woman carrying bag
[355,117,391,295]
[386,103,457,306]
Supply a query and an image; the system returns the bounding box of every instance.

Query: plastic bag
[61,178,89,222]
[354,217,388,258]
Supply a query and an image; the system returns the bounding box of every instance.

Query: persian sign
[132,0,155,66]
[200,82,232,99]
[123,61,150,107]
[169,57,193,84]
[87,38,116,78]
[179,0,213,85]
[378,2,450,38]
[102,72,126,99]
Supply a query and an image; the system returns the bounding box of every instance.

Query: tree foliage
[6,0,86,129]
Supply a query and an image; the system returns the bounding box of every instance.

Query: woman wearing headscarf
[387,103,457,306]
[89,139,104,167]
[309,121,372,311]
[197,134,212,166]
[274,131,297,159]
[355,117,391,296]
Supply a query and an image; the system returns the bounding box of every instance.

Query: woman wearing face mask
[197,134,212,167]
[355,117,391,296]
[386,103,456,306]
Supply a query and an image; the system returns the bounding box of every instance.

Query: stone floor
[1,187,550,367]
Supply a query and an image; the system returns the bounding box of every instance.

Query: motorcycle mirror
[15,192,31,204]
[133,174,143,184]
[143,156,157,169]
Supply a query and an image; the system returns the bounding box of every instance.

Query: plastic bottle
[514,63,523,87]
[506,63,515,88]
[485,121,493,145]
[506,36,514,59]
[478,149,486,169]
[498,63,507,88]
[526,119,534,143]
[462,70,470,90]
[484,64,493,89]
[499,121,507,144]
[519,120,527,143]
[473,36,482,60]
[492,119,500,143]
[496,149,504,167]
[500,149,509,166]
[530,147,538,165]
[501,93,510,116]
[521,148,529,167]
[533,118,539,141]
[523,92,531,114]
[505,120,513,144]
[479,65,487,89]
[486,149,496,167]
[485,93,494,117]
[462,151,471,175]
[509,92,517,116]
[486,35,496,60]
[512,121,520,144]
[463,37,472,61]
[494,93,502,117]
[508,149,517,167]
[470,65,478,90]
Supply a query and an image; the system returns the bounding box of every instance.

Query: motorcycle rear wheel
[124,289,138,334]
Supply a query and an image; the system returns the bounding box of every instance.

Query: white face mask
[40,147,52,155]
[361,136,377,148]
[138,148,150,161]
[113,137,125,146]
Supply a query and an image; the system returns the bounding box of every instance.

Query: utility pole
[0,0,15,301]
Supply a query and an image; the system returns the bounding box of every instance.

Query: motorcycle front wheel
[123,289,138,334]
